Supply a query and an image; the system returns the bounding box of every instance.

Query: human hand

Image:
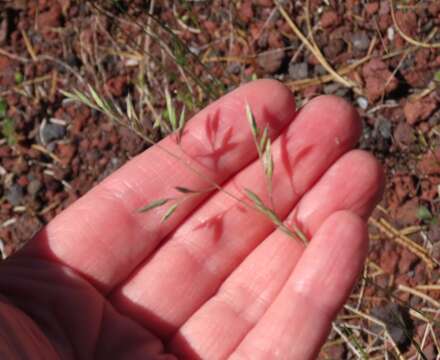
[0,80,383,359]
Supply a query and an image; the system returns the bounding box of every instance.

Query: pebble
[288,62,308,80]
[427,224,440,243]
[27,179,42,197]
[257,50,285,74]
[387,27,395,41]
[6,184,24,206]
[351,31,370,51]
[323,83,341,95]
[393,122,414,147]
[404,97,438,125]
[432,242,440,263]
[371,303,413,351]
[226,63,241,75]
[41,121,66,144]
[356,97,369,110]
[376,118,392,139]
[320,10,340,28]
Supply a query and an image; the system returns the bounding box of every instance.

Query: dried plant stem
[332,323,367,359]
[344,304,405,360]
[389,0,440,49]
[276,0,361,94]
[368,217,436,270]
[397,284,440,308]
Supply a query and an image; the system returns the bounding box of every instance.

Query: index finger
[19,80,297,292]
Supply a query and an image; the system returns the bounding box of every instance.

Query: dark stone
[370,303,414,351]
[27,179,42,197]
[6,184,24,206]
[288,62,308,80]
[41,122,66,143]
[351,31,370,51]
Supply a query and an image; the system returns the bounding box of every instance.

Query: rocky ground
[0,1,439,358]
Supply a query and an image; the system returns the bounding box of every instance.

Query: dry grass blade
[389,0,440,49]
[368,217,437,270]
[397,284,440,308]
[332,323,368,359]
[275,0,361,94]
[344,304,406,360]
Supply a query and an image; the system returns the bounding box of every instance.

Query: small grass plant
[60,1,440,358]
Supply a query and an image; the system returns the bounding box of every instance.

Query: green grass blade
[245,103,259,139]
[161,203,178,222]
[138,198,169,213]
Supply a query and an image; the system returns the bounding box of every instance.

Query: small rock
[376,118,392,139]
[14,214,42,241]
[403,97,438,125]
[36,3,62,30]
[432,242,440,263]
[288,62,308,80]
[314,64,327,76]
[239,0,253,23]
[427,224,440,243]
[17,175,29,187]
[371,303,413,351]
[320,10,340,28]
[105,76,127,97]
[6,184,24,206]
[380,250,399,273]
[351,31,370,51]
[41,122,66,144]
[387,27,395,41]
[398,249,419,273]
[393,175,415,202]
[226,62,241,75]
[363,59,399,102]
[322,83,349,98]
[0,55,15,86]
[323,39,345,58]
[403,69,431,88]
[27,179,42,197]
[418,149,440,175]
[356,97,369,110]
[257,50,285,74]
[379,1,390,15]
[393,122,414,148]
[323,83,341,95]
[395,198,419,226]
[57,142,76,166]
[428,2,440,16]
[395,11,416,37]
[365,2,380,15]
[12,157,29,175]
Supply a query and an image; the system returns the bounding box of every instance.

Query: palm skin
[0,80,383,360]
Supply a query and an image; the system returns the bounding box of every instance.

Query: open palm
[0,80,383,359]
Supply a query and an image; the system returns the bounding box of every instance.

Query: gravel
[288,62,308,80]
[371,303,413,351]
[41,121,66,144]
[27,179,42,197]
[351,31,370,51]
[5,184,24,206]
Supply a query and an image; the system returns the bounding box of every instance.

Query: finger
[169,150,383,359]
[230,211,368,360]
[20,80,296,291]
[110,95,361,336]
